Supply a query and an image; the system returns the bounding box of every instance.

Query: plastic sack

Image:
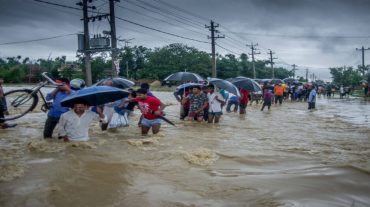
[108,112,129,129]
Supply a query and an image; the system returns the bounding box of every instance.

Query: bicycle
[1,72,59,121]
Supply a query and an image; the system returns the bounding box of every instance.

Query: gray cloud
[1,0,370,80]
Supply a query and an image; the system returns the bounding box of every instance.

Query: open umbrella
[175,82,204,94]
[283,78,299,84]
[270,79,284,84]
[207,78,240,97]
[95,77,135,89]
[61,86,129,107]
[228,76,262,92]
[163,72,204,82]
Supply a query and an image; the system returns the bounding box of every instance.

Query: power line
[152,0,209,22]
[115,16,210,44]
[224,31,370,39]
[0,33,77,46]
[136,0,204,28]
[215,43,240,56]
[115,4,208,37]
[33,0,82,11]
[124,0,203,30]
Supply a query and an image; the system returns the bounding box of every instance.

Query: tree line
[1,43,367,85]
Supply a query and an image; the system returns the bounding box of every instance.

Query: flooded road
[1,90,370,207]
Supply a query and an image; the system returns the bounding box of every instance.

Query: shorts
[141,118,161,127]
[188,111,204,119]
[208,111,222,117]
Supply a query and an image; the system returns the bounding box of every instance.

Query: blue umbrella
[61,86,129,107]
[207,78,240,97]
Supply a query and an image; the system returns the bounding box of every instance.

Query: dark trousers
[43,116,60,138]
[308,102,316,110]
[180,107,189,120]
[261,100,271,111]
[275,95,283,104]
[0,102,5,124]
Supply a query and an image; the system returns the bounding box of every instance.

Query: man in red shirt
[239,88,250,114]
[134,88,164,135]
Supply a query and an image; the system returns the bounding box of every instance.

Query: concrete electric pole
[206,20,224,78]
[267,49,277,79]
[83,0,92,86]
[246,42,260,79]
[356,46,370,76]
[291,64,298,78]
[109,0,119,77]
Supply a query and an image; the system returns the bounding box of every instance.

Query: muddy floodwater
[1,89,370,207]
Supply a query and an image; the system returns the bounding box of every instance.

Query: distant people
[182,85,208,122]
[0,77,16,129]
[226,95,239,113]
[261,89,273,111]
[274,83,284,104]
[339,85,345,99]
[58,100,107,142]
[308,86,317,110]
[134,88,164,135]
[239,88,250,114]
[206,84,225,124]
[43,78,73,138]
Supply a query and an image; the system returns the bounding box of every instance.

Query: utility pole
[246,42,260,79]
[291,64,298,78]
[109,0,119,77]
[356,46,370,76]
[267,49,277,79]
[83,0,92,86]
[305,68,309,82]
[126,61,129,78]
[206,20,224,78]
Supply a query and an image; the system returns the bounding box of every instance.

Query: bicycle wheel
[2,89,39,121]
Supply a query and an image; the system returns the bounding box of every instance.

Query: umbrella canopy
[175,83,204,94]
[163,72,204,82]
[283,78,299,84]
[207,78,240,97]
[61,86,129,107]
[95,77,135,89]
[228,76,262,92]
[270,79,284,84]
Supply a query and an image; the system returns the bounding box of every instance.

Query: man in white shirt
[58,101,107,142]
[207,84,225,124]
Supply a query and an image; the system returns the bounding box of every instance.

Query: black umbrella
[175,82,204,94]
[95,77,135,89]
[228,76,262,92]
[163,72,204,82]
[61,86,129,107]
[208,78,240,96]
[270,79,284,84]
[283,78,299,84]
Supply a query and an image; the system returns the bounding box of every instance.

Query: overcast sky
[1,0,370,80]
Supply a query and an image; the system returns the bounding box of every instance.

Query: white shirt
[207,92,224,113]
[58,110,106,141]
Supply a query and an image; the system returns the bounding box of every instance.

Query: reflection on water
[1,90,370,207]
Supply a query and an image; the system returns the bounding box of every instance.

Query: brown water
[1,91,370,207]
